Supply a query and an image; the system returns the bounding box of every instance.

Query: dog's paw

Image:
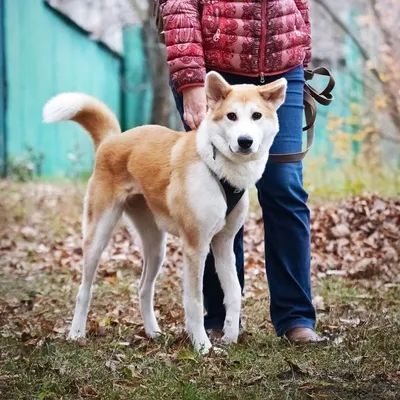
[220,330,239,345]
[68,329,86,340]
[146,330,163,339]
[194,339,213,355]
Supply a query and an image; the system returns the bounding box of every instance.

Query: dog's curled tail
[43,93,121,150]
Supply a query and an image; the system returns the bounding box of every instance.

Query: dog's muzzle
[229,145,253,155]
[237,136,253,150]
[230,136,254,155]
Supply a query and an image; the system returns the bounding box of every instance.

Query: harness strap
[210,146,246,217]
[267,67,335,163]
[215,178,245,217]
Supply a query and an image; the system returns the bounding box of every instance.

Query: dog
[42,71,287,353]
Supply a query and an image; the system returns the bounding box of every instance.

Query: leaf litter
[0,183,399,340]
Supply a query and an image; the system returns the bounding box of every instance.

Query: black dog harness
[217,178,246,217]
[211,144,246,217]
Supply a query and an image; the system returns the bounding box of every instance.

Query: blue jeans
[171,66,316,336]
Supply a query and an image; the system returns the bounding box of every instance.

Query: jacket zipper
[259,1,267,83]
[213,7,220,42]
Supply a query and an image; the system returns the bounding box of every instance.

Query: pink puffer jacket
[161,0,311,93]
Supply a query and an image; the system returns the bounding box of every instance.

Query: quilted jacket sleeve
[161,0,205,93]
[294,0,312,67]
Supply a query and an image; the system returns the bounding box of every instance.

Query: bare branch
[313,0,382,83]
[129,0,147,21]
[369,0,394,47]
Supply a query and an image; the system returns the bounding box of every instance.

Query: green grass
[0,181,399,399]
[303,161,400,200]
[1,272,399,399]
[1,290,399,400]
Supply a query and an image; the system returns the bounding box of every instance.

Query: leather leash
[268,67,335,163]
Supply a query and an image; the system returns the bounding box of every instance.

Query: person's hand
[182,86,207,130]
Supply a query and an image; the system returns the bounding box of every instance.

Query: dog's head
[203,71,287,162]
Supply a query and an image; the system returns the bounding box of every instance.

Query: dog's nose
[237,136,253,149]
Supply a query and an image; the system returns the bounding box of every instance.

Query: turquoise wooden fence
[122,25,153,131]
[3,0,123,178]
[305,10,365,168]
[0,0,5,177]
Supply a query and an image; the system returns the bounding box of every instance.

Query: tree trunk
[142,20,171,127]
[316,0,400,140]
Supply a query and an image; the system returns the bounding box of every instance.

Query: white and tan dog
[43,72,287,353]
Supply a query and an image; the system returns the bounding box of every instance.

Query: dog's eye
[227,112,237,121]
[252,112,262,121]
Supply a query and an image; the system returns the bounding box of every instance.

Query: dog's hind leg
[211,193,249,344]
[124,196,166,338]
[69,183,122,339]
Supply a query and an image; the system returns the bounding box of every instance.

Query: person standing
[161,0,325,343]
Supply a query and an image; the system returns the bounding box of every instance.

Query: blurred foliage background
[1,0,399,197]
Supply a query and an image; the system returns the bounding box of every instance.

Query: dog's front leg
[211,193,248,344]
[182,244,212,354]
[211,234,241,344]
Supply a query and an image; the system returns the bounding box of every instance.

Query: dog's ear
[205,71,232,108]
[258,78,287,110]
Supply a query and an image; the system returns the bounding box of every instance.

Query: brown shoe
[206,328,223,343]
[285,328,328,345]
